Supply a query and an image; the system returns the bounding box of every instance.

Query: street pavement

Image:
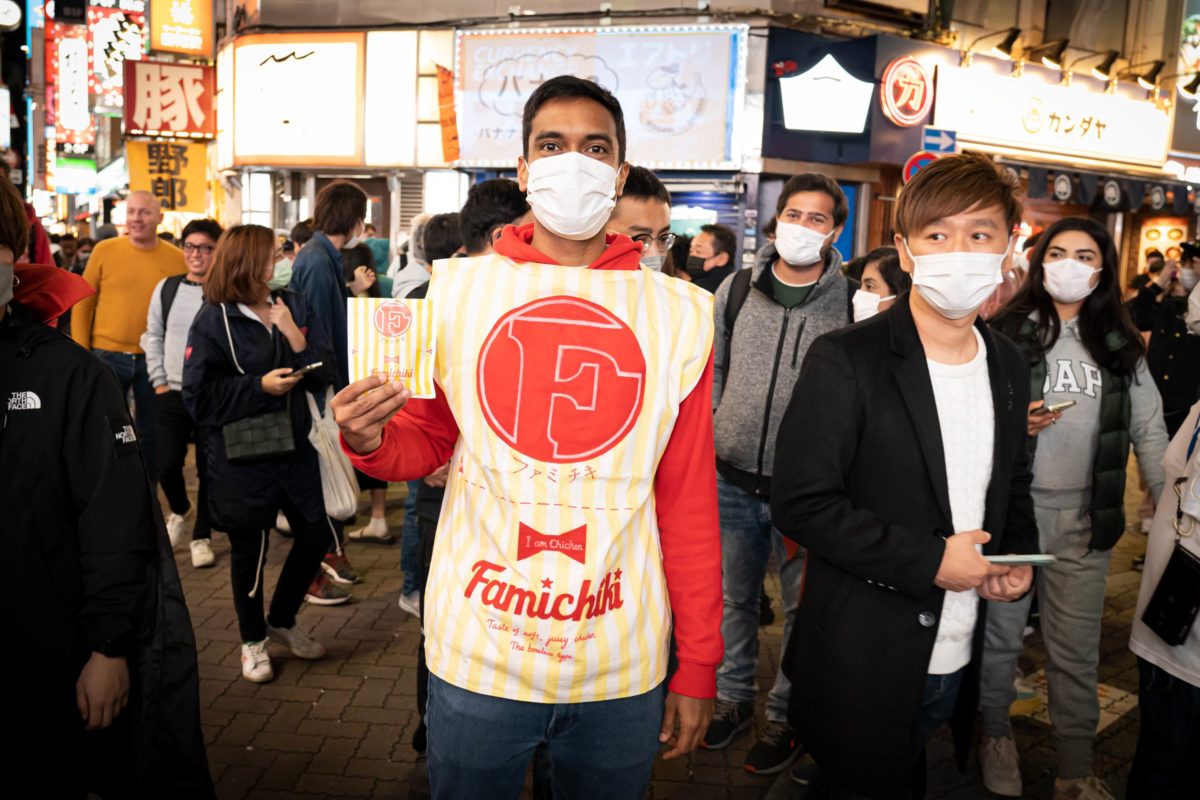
[177,471,1145,799]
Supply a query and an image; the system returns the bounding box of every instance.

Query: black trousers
[414,516,438,752]
[227,497,333,642]
[154,389,211,540]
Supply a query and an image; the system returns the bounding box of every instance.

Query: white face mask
[775,221,830,267]
[904,239,1009,320]
[525,152,618,241]
[852,289,895,322]
[1181,267,1199,291]
[0,263,13,308]
[267,257,292,290]
[1042,258,1100,304]
[641,254,666,272]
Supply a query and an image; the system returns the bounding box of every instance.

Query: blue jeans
[1127,657,1200,799]
[93,349,156,479]
[426,675,664,800]
[716,475,803,721]
[401,480,421,594]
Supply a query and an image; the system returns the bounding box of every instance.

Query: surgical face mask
[267,258,292,290]
[1042,257,1101,304]
[345,234,364,249]
[904,239,1009,320]
[686,254,708,276]
[525,152,618,241]
[775,221,831,267]
[0,263,12,309]
[852,289,895,322]
[641,254,666,272]
[1181,267,1199,291]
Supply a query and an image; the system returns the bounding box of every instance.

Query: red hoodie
[12,262,95,325]
[343,223,723,699]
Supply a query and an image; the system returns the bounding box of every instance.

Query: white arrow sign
[922,127,956,153]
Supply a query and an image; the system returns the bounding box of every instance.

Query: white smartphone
[288,361,324,377]
[984,554,1058,567]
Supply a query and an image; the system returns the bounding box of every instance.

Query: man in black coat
[771,154,1039,799]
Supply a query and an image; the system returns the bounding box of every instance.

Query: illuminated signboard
[124,60,215,138]
[127,140,207,212]
[778,54,874,134]
[880,56,933,127]
[455,26,748,168]
[149,0,213,58]
[88,4,146,109]
[49,22,95,145]
[934,64,1170,168]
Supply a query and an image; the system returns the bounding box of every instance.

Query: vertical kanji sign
[124,60,216,138]
[127,140,207,212]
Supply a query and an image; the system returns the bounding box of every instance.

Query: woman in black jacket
[183,224,339,683]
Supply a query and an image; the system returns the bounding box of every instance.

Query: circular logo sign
[881,57,933,127]
[1022,98,1046,134]
[373,301,413,338]
[1053,174,1073,202]
[1150,186,1166,210]
[902,151,940,184]
[1103,180,1122,207]
[477,297,646,464]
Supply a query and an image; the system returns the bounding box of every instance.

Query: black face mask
[686,255,708,277]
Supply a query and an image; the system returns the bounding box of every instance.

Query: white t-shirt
[926,327,994,675]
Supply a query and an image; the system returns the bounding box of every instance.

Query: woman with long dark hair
[183,225,343,683]
[979,217,1169,800]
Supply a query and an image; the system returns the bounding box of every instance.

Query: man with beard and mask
[687,224,736,292]
[331,75,721,799]
[1146,242,1200,437]
[772,153,1037,798]
[702,172,852,776]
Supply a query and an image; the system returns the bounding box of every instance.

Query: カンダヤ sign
[124,60,215,138]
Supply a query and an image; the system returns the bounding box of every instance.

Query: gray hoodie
[713,242,851,495]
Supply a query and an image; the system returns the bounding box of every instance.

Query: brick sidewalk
[179,482,1143,799]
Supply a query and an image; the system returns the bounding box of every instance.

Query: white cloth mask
[641,254,666,272]
[775,222,830,267]
[904,239,1009,320]
[1042,258,1101,304]
[852,289,895,322]
[525,153,618,241]
[1180,267,1199,291]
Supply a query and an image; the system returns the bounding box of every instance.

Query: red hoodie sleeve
[340,382,460,480]
[655,348,723,698]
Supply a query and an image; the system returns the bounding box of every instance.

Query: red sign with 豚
[123,60,216,139]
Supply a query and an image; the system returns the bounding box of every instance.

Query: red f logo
[477,297,646,463]
[373,301,413,338]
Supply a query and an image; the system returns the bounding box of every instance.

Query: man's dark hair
[0,176,30,258]
[181,218,224,242]
[621,166,670,206]
[762,217,777,240]
[1145,248,1165,273]
[701,224,736,259]
[291,219,314,247]
[459,179,529,255]
[157,231,176,244]
[60,233,76,244]
[314,180,367,237]
[422,213,464,262]
[522,75,626,163]
[776,173,849,228]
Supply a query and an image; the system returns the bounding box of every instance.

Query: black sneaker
[700,699,754,750]
[744,720,801,775]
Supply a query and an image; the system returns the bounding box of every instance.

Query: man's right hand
[154,385,170,395]
[331,375,411,455]
[934,530,1008,593]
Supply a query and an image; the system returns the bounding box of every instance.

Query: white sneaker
[398,590,420,618]
[241,640,274,683]
[166,513,187,547]
[190,538,215,568]
[274,512,292,535]
[981,736,1022,797]
[347,516,394,543]
[266,623,327,660]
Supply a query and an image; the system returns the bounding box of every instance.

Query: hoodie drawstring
[248,529,267,599]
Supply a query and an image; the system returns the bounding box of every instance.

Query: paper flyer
[347,298,437,399]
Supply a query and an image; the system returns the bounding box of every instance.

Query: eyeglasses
[182,243,215,255]
[631,233,676,252]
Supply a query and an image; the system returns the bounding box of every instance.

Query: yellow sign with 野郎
[127,140,207,212]
[347,298,437,399]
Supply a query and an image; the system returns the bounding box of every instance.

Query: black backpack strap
[159,274,186,324]
[722,268,753,377]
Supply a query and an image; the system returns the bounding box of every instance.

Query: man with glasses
[73,191,187,479]
[609,166,679,276]
[142,219,223,566]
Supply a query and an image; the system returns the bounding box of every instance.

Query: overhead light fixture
[1089,51,1119,80]
[962,27,1021,66]
[1025,38,1069,69]
[1118,60,1166,90]
[1181,72,1200,99]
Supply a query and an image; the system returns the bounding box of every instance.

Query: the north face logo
[7,391,41,411]
[115,425,137,444]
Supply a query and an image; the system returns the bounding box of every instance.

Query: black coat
[770,294,1038,799]
[182,290,335,530]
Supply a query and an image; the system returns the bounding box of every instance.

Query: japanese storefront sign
[149,0,213,57]
[934,64,1170,168]
[88,4,146,109]
[436,65,461,162]
[779,54,874,133]
[455,26,747,168]
[880,56,933,127]
[124,60,215,138]
[48,22,94,145]
[347,298,438,399]
[127,140,206,212]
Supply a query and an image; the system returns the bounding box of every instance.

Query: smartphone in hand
[1033,400,1076,415]
[288,361,324,377]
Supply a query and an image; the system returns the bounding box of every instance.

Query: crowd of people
[4,73,1200,799]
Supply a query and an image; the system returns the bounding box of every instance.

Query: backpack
[159,274,187,323]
